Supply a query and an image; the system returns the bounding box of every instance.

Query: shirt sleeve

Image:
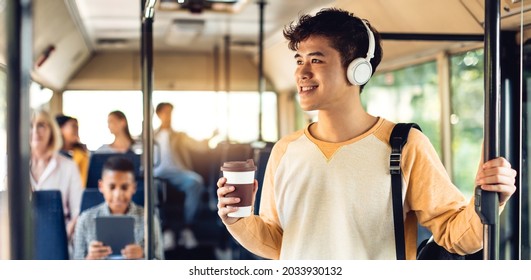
[225,140,287,259]
[403,128,482,255]
[67,160,84,220]
[72,213,89,259]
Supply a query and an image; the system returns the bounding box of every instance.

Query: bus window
[450,49,484,197]
[63,90,278,151]
[153,91,278,143]
[361,55,486,198]
[363,61,441,155]
[62,90,143,151]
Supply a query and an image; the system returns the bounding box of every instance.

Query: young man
[73,156,164,260]
[154,102,209,250]
[216,8,517,260]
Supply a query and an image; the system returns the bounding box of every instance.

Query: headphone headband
[361,20,375,62]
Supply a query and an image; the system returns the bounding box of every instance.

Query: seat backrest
[79,189,104,213]
[80,188,145,214]
[32,190,69,260]
[86,153,142,188]
[217,142,254,163]
[253,147,271,215]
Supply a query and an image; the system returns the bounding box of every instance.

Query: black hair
[54,114,86,151]
[155,102,174,114]
[283,8,383,92]
[101,156,135,178]
[55,114,75,127]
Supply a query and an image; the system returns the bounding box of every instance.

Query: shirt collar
[102,201,138,215]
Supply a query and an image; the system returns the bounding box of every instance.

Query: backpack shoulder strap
[390,123,422,168]
[389,123,421,260]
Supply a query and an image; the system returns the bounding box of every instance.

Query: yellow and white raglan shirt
[226,118,484,260]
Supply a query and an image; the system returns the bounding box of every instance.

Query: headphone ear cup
[347,58,373,86]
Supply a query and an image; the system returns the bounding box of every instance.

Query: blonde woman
[30,109,83,238]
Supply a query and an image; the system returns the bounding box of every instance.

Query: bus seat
[217,142,254,162]
[32,190,69,260]
[157,178,185,232]
[86,153,142,188]
[79,188,145,214]
[252,146,271,215]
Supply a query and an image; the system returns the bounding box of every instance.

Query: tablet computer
[95,216,135,259]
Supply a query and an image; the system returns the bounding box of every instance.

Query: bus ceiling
[1,0,531,92]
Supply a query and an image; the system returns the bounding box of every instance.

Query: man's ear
[98,179,104,193]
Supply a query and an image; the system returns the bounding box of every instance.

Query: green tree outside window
[450,49,484,197]
[363,61,441,155]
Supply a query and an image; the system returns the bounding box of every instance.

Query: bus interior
[0,0,530,260]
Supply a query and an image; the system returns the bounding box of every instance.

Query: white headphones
[347,20,375,86]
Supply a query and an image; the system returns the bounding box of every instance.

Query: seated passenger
[30,108,83,239]
[55,114,90,187]
[154,102,211,250]
[72,156,164,260]
[96,110,136,154]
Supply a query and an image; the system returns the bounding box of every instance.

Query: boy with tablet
[73,156,164,259]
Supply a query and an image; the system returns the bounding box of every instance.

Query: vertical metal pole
[6,0,33,260]
[500,31,521,260]
[213,44,221,135]
[224,35,231,142]
[475,0,501,260]
[257,0,266,142]
[214,45,220,93]
[141,0,156,260]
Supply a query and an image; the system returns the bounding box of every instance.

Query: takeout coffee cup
[220,159,257,217]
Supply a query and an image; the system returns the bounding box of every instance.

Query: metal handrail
[141,0,157,260]
[6,0,33,260]
[475,0,501,260]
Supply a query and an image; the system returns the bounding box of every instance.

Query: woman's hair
[55,114,75,128]
[31,108,63,153]
[55,114,86,150]
[109,110,135,145]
